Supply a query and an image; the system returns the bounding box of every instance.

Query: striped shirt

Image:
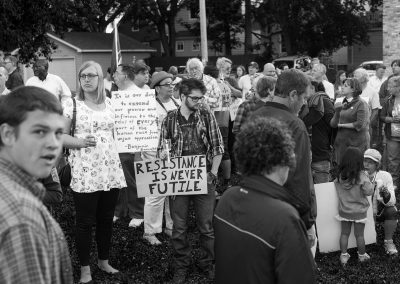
[0,158,73,284]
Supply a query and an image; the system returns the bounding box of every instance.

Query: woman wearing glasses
[62,61,126,283]
[330,78,370,165]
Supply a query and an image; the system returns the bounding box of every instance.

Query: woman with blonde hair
[62,61,126,283]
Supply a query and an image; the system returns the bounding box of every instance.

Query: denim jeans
[114,153,144,219]
[170,184,215,270]
[311,160,331,184]
[386,139,400,188]
[72,188,119,266]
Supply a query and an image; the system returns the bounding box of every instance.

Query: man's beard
[185,99,197,112]
[38,72,47,81]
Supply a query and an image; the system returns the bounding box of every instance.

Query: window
[192,39,200,51]
[189,7,199,19]
[176,41,184,52]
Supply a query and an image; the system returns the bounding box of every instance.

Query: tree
[0,0,72,63]
[64,0,133,32]
[253,0,383,57]
[244,0,252,55]
[124,0,189,57]
[0,0,131,63]
[181,0,244,56]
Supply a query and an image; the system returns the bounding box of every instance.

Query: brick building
[383,0,400,74]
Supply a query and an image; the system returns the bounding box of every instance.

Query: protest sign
[112,89,159,153]
[134,155,208,198]
[315,182,376,253]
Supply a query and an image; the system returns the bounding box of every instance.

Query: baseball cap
[248,61,259,69]
[150,71,173,88]
[364,149,382,163]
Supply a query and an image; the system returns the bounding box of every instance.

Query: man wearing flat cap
[142,71,180,245]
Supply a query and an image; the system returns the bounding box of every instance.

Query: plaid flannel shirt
[232,97,266,134]
[158,107,224,161]
[0,158,72,284]
[202,74,222,111]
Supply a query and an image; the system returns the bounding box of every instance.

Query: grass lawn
[53,178,400,284]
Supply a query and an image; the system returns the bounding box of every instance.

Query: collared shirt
[158,107,224,161]
[232,96,266,134]
[0,158,72,284]
[202,74,221,110]
[26,73,71,100]
[369,75,387,94]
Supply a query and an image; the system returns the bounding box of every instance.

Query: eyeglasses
[187,96,204,102]
[158,83,175,87]
[80,74,98,80]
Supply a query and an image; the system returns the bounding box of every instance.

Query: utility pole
[199,0,208,64]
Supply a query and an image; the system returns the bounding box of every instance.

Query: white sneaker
[143,234,162,245]
[384,239,398,255]
[128,218,144,228]
[112,216,119,223]
[358,252,371,262]
[340,252,350,266]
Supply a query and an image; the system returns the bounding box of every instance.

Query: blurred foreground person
[215,117,316,284]
[0,86,72,283]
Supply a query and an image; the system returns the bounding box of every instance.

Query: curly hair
[234,117,295,175]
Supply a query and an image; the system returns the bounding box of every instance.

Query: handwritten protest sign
[315,182,376,253]
[112,89,159,153]
[134,155,208,198]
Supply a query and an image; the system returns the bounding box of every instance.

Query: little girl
[335,147,374,265]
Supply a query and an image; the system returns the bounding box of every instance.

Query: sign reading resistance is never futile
[134,155,208,198]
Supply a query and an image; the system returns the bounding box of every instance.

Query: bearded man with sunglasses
[158,78,224,283]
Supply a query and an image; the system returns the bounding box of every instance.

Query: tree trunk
[244,0,252,54]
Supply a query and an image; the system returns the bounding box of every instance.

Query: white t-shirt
[26,73,71,100]
[368,76,387,94]
[360,84,381,110]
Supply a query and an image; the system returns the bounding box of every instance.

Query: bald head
[263,63,276,77]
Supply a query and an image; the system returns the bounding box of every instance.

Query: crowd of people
[0,52,399,284]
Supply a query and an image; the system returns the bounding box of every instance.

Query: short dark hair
[234,117,295,175]
[119,64,135,81]
[132,62,150,75]
[256,76,277,98]
[338,147,364,184]
[275,69,310,98]
[391,59,400,67]
[179,78,207,97]
[0,86,63,147]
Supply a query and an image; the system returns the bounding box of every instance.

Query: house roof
[47,32,156,53]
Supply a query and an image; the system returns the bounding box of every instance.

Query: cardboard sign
[112,90,159,153]
[315,182,376,253]
[134,155,208,198]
